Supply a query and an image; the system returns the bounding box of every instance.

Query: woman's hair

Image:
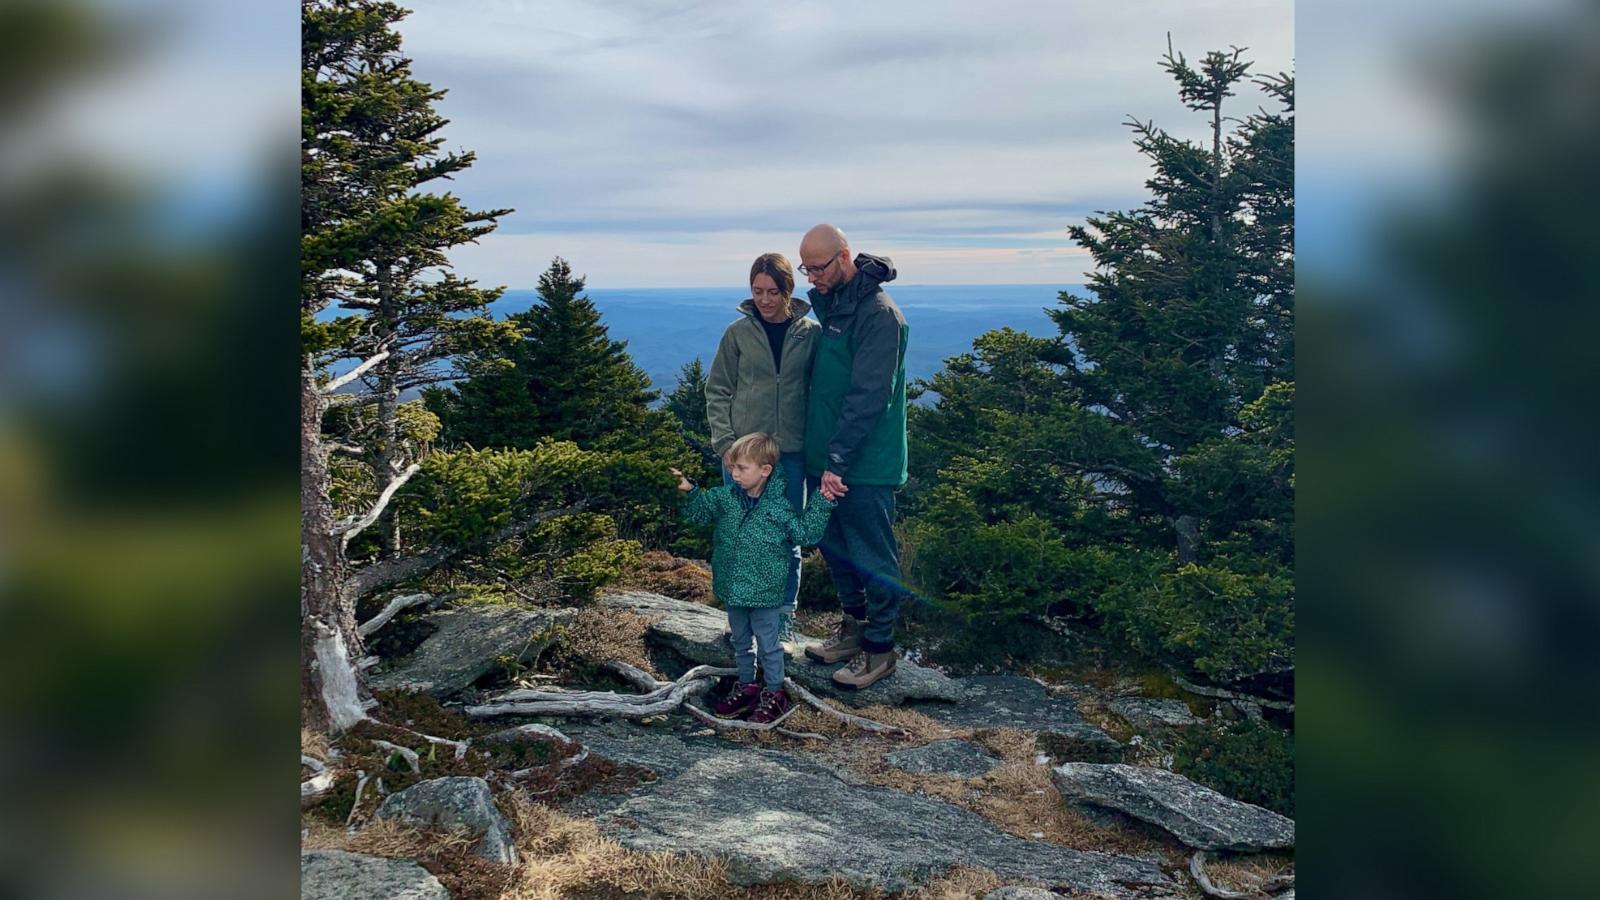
[749,252,795,301]
[726,432,780,469]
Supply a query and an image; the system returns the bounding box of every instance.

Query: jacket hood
[736,296,813,321]
[852,253,896,287]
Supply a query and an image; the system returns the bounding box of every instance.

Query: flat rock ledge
[599,590,967,706]
[1109,697,1201,730]
[562,724,1173,897]
[885,739,1001,778]
[301,849,449,900]
[912,675,1124,762]
[370,605,574,698]
[1051,763,1294,852]
[375,776,518,865]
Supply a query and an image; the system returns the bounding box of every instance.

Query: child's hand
[670,467,693,492]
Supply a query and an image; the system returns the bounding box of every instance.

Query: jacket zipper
[771,313,806,448]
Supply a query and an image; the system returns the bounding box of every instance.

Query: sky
[394,0,1295,289]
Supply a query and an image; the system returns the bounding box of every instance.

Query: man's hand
[820,470,848,501]
[670,468,693,492]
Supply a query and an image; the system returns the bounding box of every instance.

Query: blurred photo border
[1,0,1596,897]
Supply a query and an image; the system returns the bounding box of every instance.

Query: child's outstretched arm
[787,492,837,547]
[674,467,720,525]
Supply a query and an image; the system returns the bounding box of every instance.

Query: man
[797,224,909,690]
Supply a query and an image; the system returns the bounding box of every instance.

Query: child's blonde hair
[727,432,779,469]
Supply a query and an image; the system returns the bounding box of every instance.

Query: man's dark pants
[808,476,902,653]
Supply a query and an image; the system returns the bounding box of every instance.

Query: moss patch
[616,550,715,605]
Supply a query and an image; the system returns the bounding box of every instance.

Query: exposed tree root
[372,739,421,774]
[346,770,371,829]
[782,678,911,737]
[603,660,907,736]
[464,664,728,719]
[301,755,335,799]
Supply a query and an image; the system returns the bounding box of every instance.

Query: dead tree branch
[321,351,389,395]
[371,740,421,774]
[336,463,421,549]
[358,592,434,639]
[1189,851,1254,900]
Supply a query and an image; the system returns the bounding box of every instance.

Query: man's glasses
[797,255,839,277]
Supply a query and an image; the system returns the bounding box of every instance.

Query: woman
[705,253,819,638]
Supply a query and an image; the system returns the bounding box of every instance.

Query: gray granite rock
[571,737,1171,896]
[483,722,575,746]
[557,718,726,782]
[599,590,967,706]
[374,776,518,865]
[885,739,1000,778]
[911,675,1124,761]
[787,641,969,706]
[1051,763,1294,852]
[300,850,449,900]
[369,605,573,697]
[1110,697,1200,729]
[598,590,729,664]
[982,888,1068,900]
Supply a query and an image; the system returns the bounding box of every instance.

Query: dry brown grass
[304,817,514,899]
[502,792,733,899]
[906,866,1002,899]
[808,725,1169,859]
[552,607,663,674]
[1201,852,1294,895]
[302,728,330,760]
[852,705,965,742]
[501,792,902,899]
[304,733,1177,900]
[793,608,840,640]
[1065,691,1136,744]
[617,550,716,604]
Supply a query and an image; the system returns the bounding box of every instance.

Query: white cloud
[397,0,1294,286]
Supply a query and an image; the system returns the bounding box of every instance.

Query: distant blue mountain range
[490,284,1081,400]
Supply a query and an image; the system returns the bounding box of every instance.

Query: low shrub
[1172,717,1295,817]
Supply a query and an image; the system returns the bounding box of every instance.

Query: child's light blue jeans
[727,606,785,690]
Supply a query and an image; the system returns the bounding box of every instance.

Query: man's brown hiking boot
[831,649,897,690]
[804,614,864,664]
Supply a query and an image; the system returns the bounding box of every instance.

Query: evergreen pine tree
[301,0,513,728]
[437,257,660,452]
[906,42,1294,681]
[662,357,717,476]
[303,0,515,555]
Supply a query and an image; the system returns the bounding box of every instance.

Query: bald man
[797,224,909,690]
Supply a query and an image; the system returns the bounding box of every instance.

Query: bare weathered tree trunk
[373,263,405,557]
[302,364,368,734]
[1173,514,1201,565]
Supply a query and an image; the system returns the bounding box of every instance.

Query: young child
[673,432,836,723]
